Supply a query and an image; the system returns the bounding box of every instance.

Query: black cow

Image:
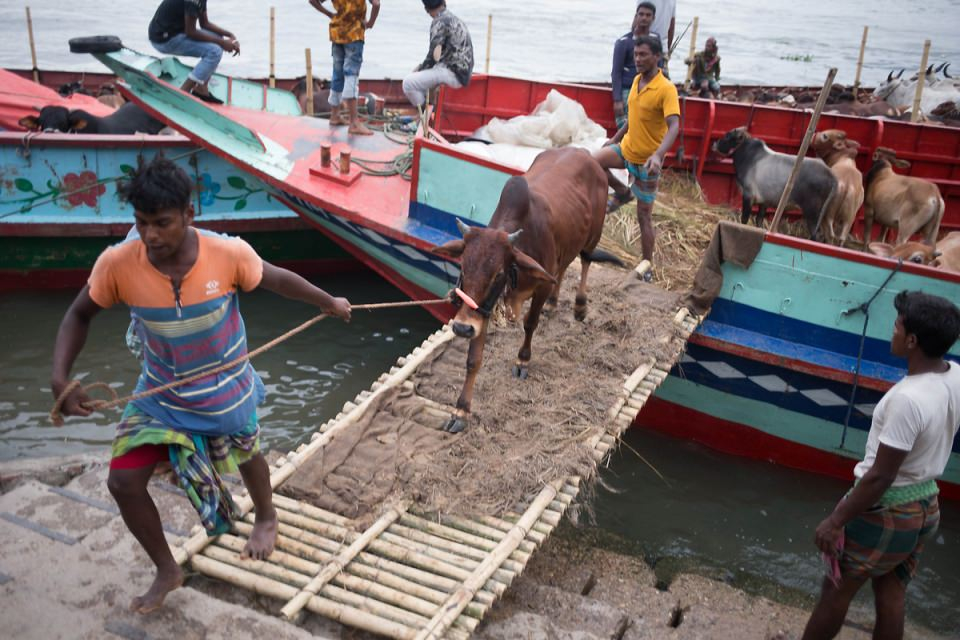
[713,127,837,240]
[19,103,165,135]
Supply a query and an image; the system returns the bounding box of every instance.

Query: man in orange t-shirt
[51,155,351,614]
[309,0,380,135]
[594,35,680,279]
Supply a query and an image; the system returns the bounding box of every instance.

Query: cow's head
[712,127,751,156]
[868,241,940,265]
[872,147,911,170]
[873,69,906,101]
[18,106,87,133]
[433,219,555,340]
[813,129,860,161]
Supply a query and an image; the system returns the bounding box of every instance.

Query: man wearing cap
[403,1,474,108]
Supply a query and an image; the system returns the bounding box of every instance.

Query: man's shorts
[612,144,661,205]
[841,496,940,585]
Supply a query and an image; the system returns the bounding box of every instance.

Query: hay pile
[601,170,731,291]
[281,264,686,525]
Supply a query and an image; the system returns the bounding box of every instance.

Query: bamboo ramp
[170,279,701,639]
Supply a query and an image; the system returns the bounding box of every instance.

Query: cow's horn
[455,218,471,237]
[926,64,934,76]
[887,71,893,83]
[896,69,905,78]
[944,64,952,78]
[506,229,523,245]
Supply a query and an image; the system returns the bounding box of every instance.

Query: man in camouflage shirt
[402,1,474,107]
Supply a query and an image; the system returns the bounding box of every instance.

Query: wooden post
[304,47,314,116]
[852,26,868,99]
[25,6,39,83]
[484,14,492,75]
[269,6,276,88]
[682,17,699,94]
[911,39,931,123]
[770,67,838,234]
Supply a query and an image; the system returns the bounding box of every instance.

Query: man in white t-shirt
[636,0,675,60]
[802,290,960,640]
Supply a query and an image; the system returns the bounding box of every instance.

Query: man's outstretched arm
[51,286,103,417]
[257,261,351,321]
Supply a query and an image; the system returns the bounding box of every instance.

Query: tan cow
[868,232,960,273]
[863,147,944,246]
[811,129,865,246]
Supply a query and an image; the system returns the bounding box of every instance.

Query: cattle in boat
[431,147,623,433]
[713,127,837,241]
[863,147,944,247]
[18,102,164,135]
[869,232,960,273]
[811,129,865,247]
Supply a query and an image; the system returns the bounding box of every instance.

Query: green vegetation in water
[780,53,814,62]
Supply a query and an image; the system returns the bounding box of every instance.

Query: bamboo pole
[281,501,412,620]
[191,554,420,639]
[911,40,931,123]
[852,26,868,99]
[414,478,565,640]
[305,47,314,116]
[171,328,456,565]
[769,67,838,234]
[269,7,276,88]
[25,7,39,83]
[682,16,699,93]
[484,14,492,74]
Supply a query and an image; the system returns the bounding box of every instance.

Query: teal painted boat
[102,50,960,499]
[0,54,353,290]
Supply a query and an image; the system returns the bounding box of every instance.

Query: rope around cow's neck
[49,297,451,427]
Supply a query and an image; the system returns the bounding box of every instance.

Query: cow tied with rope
[432,147,624,434]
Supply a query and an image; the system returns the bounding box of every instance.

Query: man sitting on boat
[802,290,960,640]
[50,155,352,614]
[402,0,474,108]
[148,0,239,104]
[611,2,663,129]
[686,37,721,99]
[593,35,680,281]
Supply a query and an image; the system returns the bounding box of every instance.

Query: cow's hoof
[513,364,529,379]
[443,416,467,433]
[574,306,587,322]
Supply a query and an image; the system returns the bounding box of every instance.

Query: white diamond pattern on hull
[699,361,746,379]
[800,388,848,407]
[855,404,877,417]
[394,244,429,261]
[357,226,389,247]
[749,375,794,393]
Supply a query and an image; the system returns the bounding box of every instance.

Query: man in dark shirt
[402,0,474,107]
[149,0,239,104]
[612,2,661,128]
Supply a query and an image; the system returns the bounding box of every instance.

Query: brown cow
[863,147,944,247]
[867,232,960,273]
[431,148,621,433]
[812,129,865,246]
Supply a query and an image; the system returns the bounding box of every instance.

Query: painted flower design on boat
[198,172,221,206]
[62,171,106,207]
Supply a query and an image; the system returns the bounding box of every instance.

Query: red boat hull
[435,75,960,235]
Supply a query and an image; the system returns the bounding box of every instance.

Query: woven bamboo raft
[169,274,701,639]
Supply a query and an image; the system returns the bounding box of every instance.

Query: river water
[2,0,960,634]
[1,0,958,86]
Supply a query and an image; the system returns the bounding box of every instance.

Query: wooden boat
[0,52,355,290]
[100,54,959,498]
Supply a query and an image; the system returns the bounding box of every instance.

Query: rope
[838,259,903,449]
[49,297,451,427]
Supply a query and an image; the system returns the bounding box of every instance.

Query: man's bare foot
[130,564,183,614]
[242,512,278,560]
[348,120,374,136]
[329,110,346,126]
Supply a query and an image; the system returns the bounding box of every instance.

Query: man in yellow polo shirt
[594,34,680,280]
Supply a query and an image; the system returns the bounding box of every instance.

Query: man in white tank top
[802,290,960,640]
